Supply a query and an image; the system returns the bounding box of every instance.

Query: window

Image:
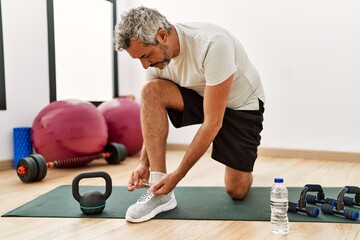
[47,0,118,105]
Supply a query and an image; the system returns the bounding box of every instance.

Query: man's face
[126,39,171,69]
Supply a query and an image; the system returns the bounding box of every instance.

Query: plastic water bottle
[270,178,289,234]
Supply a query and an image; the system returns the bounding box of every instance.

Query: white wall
[0,0,49,161]
[0,0,359,162]
[120,0,360,153]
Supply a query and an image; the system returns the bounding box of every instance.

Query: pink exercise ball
[98,98,143,155]
[32,99,108,163]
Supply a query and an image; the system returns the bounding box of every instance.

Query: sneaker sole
[126,195,177,223]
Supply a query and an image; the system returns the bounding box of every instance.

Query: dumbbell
[288,184,322,217]
[16,143,127,183]
[321,186,360,221]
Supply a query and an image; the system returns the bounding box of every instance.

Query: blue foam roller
[13,127,33,169]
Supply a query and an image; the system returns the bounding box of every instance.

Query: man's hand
[128,162,150,191]
[151,172,182,195]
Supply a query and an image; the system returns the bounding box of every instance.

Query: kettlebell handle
[72,171,112,202]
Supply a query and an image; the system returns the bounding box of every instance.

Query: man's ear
[156,28,168,43]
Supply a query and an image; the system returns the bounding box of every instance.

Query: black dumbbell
[16,154,48,183]
[16,143,127,183]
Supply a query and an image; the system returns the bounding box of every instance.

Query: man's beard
[150,44,171,69]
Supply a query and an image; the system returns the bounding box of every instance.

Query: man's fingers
[128,172,139,191]
[133,172,140,186]
[127,185,136,191]
[151,182,164,195]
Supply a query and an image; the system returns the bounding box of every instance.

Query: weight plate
[16,157,37,183]
[30,154,48,181]
[104,143,127,164]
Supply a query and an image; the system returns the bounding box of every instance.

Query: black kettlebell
[72,171,112,215]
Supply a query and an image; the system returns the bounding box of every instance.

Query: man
[114,6,265,223]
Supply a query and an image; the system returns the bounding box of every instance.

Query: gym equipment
[307,185,360,208]
[288,202,319,217]
[98,98,143,155]
[72,171,112,215]
[13,127,32,169]
[306,193,337,206]
[288,184,321,217]
[340,186,360,208]
[5,186,360,223]
[16,143,127,183]
[305,184,339,206]
[32,99,108,162]
[321,186,360,221]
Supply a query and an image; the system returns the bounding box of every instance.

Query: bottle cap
[274,178,284,183]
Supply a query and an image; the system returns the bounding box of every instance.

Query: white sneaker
[125,188,177,223]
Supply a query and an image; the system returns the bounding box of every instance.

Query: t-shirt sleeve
[203,35,237,86]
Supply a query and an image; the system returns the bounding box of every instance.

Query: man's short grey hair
[114,6,171,51]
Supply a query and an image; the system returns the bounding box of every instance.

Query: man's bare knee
[141,80,163,102]
[225,185,250,200]
[225,167,253,200]
[141,79,184,109]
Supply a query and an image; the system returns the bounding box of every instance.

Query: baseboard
[258,148,360,162]
[167,144,360,163]
[0,159,13,171]
[1,146,358,171]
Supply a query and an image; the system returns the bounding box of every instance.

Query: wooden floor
[0,150,359,240]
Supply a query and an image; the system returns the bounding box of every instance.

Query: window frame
[46,0,118,106]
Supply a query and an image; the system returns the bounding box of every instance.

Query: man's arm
[151,74,234,195]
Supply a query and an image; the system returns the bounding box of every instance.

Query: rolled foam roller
[13,127,33,169]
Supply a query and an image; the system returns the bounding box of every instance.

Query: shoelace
[138,189,154,203]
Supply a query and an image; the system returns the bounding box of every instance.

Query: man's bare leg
[140,79,184,173]
[125,79,183,223]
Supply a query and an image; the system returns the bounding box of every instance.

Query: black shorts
[167,85,264,172]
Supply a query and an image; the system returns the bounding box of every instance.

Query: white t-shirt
[146,22,265,110]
